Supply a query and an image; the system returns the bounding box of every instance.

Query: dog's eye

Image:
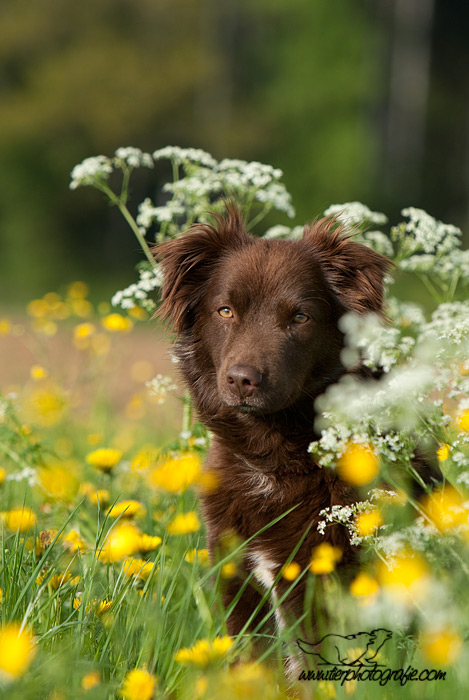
[292,312,309,324]
[218,307,233,319]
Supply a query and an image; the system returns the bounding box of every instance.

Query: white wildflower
[254,182,295,217]
[146,374,178,404]
[394,207,461,257]
[111,266,163,312]
[6,467,37,487]
[324,202,388,227]
[69,156,113,190]
[137,198,185,228]
[114,147,154,169]
[358,231,394,257]
[153,146,217,168]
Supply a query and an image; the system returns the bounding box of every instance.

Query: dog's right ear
[153,204,250,333]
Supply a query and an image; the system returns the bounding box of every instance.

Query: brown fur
[154,203,392,647]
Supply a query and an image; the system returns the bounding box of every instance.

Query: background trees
[0,0,467,301]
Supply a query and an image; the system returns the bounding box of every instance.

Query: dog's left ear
[303,217,393,314]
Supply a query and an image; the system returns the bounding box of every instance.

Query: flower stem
[117,201,156,268]
[182,391,193,434]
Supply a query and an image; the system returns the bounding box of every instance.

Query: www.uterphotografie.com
[299,665,446,687]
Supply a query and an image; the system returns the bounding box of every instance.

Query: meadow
[0,147,468,699]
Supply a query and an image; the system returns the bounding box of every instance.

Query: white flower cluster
[396,207,462,256]
[5,466,37,487]
[153,146,217,168]
[70,155,113,190]
[390,208,469,284]
[310,296,469,474]
[111,266,163,312]
[70,148,153,190]
[316,501,372,542]
[137,198,186,229]
[323,202,394,256]
[339,312,415,373]
[114,147,154,169]
[158,154,295,221]
[146,374,178,404]
[324,202,388,227]
[262,224,304,240]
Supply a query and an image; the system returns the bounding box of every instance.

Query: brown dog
[155,204,391,656]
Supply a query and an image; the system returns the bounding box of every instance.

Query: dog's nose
[226,364,262,398]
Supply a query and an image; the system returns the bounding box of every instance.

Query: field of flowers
[1,146,469,699]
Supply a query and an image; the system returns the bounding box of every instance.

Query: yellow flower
[185,548,210,565]
[455,409,469,432]
[71,298,93,318]
[30,365,48,380]
[67,281,89,299]
[437,443,451,461]
[209,663,275,699]
[123,558,155,581]
[87,433,104,446]
[96,599,113,616]
[309,543,342,575]
[63,529,87,553]
[421,627,462,666]
[423,486,467,531]
[282,561,301,581]
[49,572,80,590]
[350,572,379,598]
[338,442,379,486]
[167,511,201,535]
[32,318,57,336]
[81,670,100,690]
[3,507,36,532]
[149,454,202,492]
[0,319,11,335]
[30,529,58,556]
[23,384,66,427]
[175,636,233,667]
[98,523,140,562]
[121,668,156,700]
[27,299,48,318]
[73,322,96,349]
[0,623,37,679]
[102,313,133,333]
[86,448,122,472]
[355,509,383,537]
[107,500,146,519]
[88,489,110,507]
[73,598,81,610]
[0,467,6,486]
[38,464,79,503]
[128,306,148,321]
[138,534,162,553]
[377,550,429,600]
[221,562,237,579]
[131,446,160,472]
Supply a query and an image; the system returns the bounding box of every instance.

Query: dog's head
[154,204,391,416]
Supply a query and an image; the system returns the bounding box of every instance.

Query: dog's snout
[226,364,262,398]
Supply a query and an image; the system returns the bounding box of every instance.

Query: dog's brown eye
[218,307,233,319]
[292,312,309,324]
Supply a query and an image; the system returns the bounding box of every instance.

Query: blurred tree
[0,0,467,303]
